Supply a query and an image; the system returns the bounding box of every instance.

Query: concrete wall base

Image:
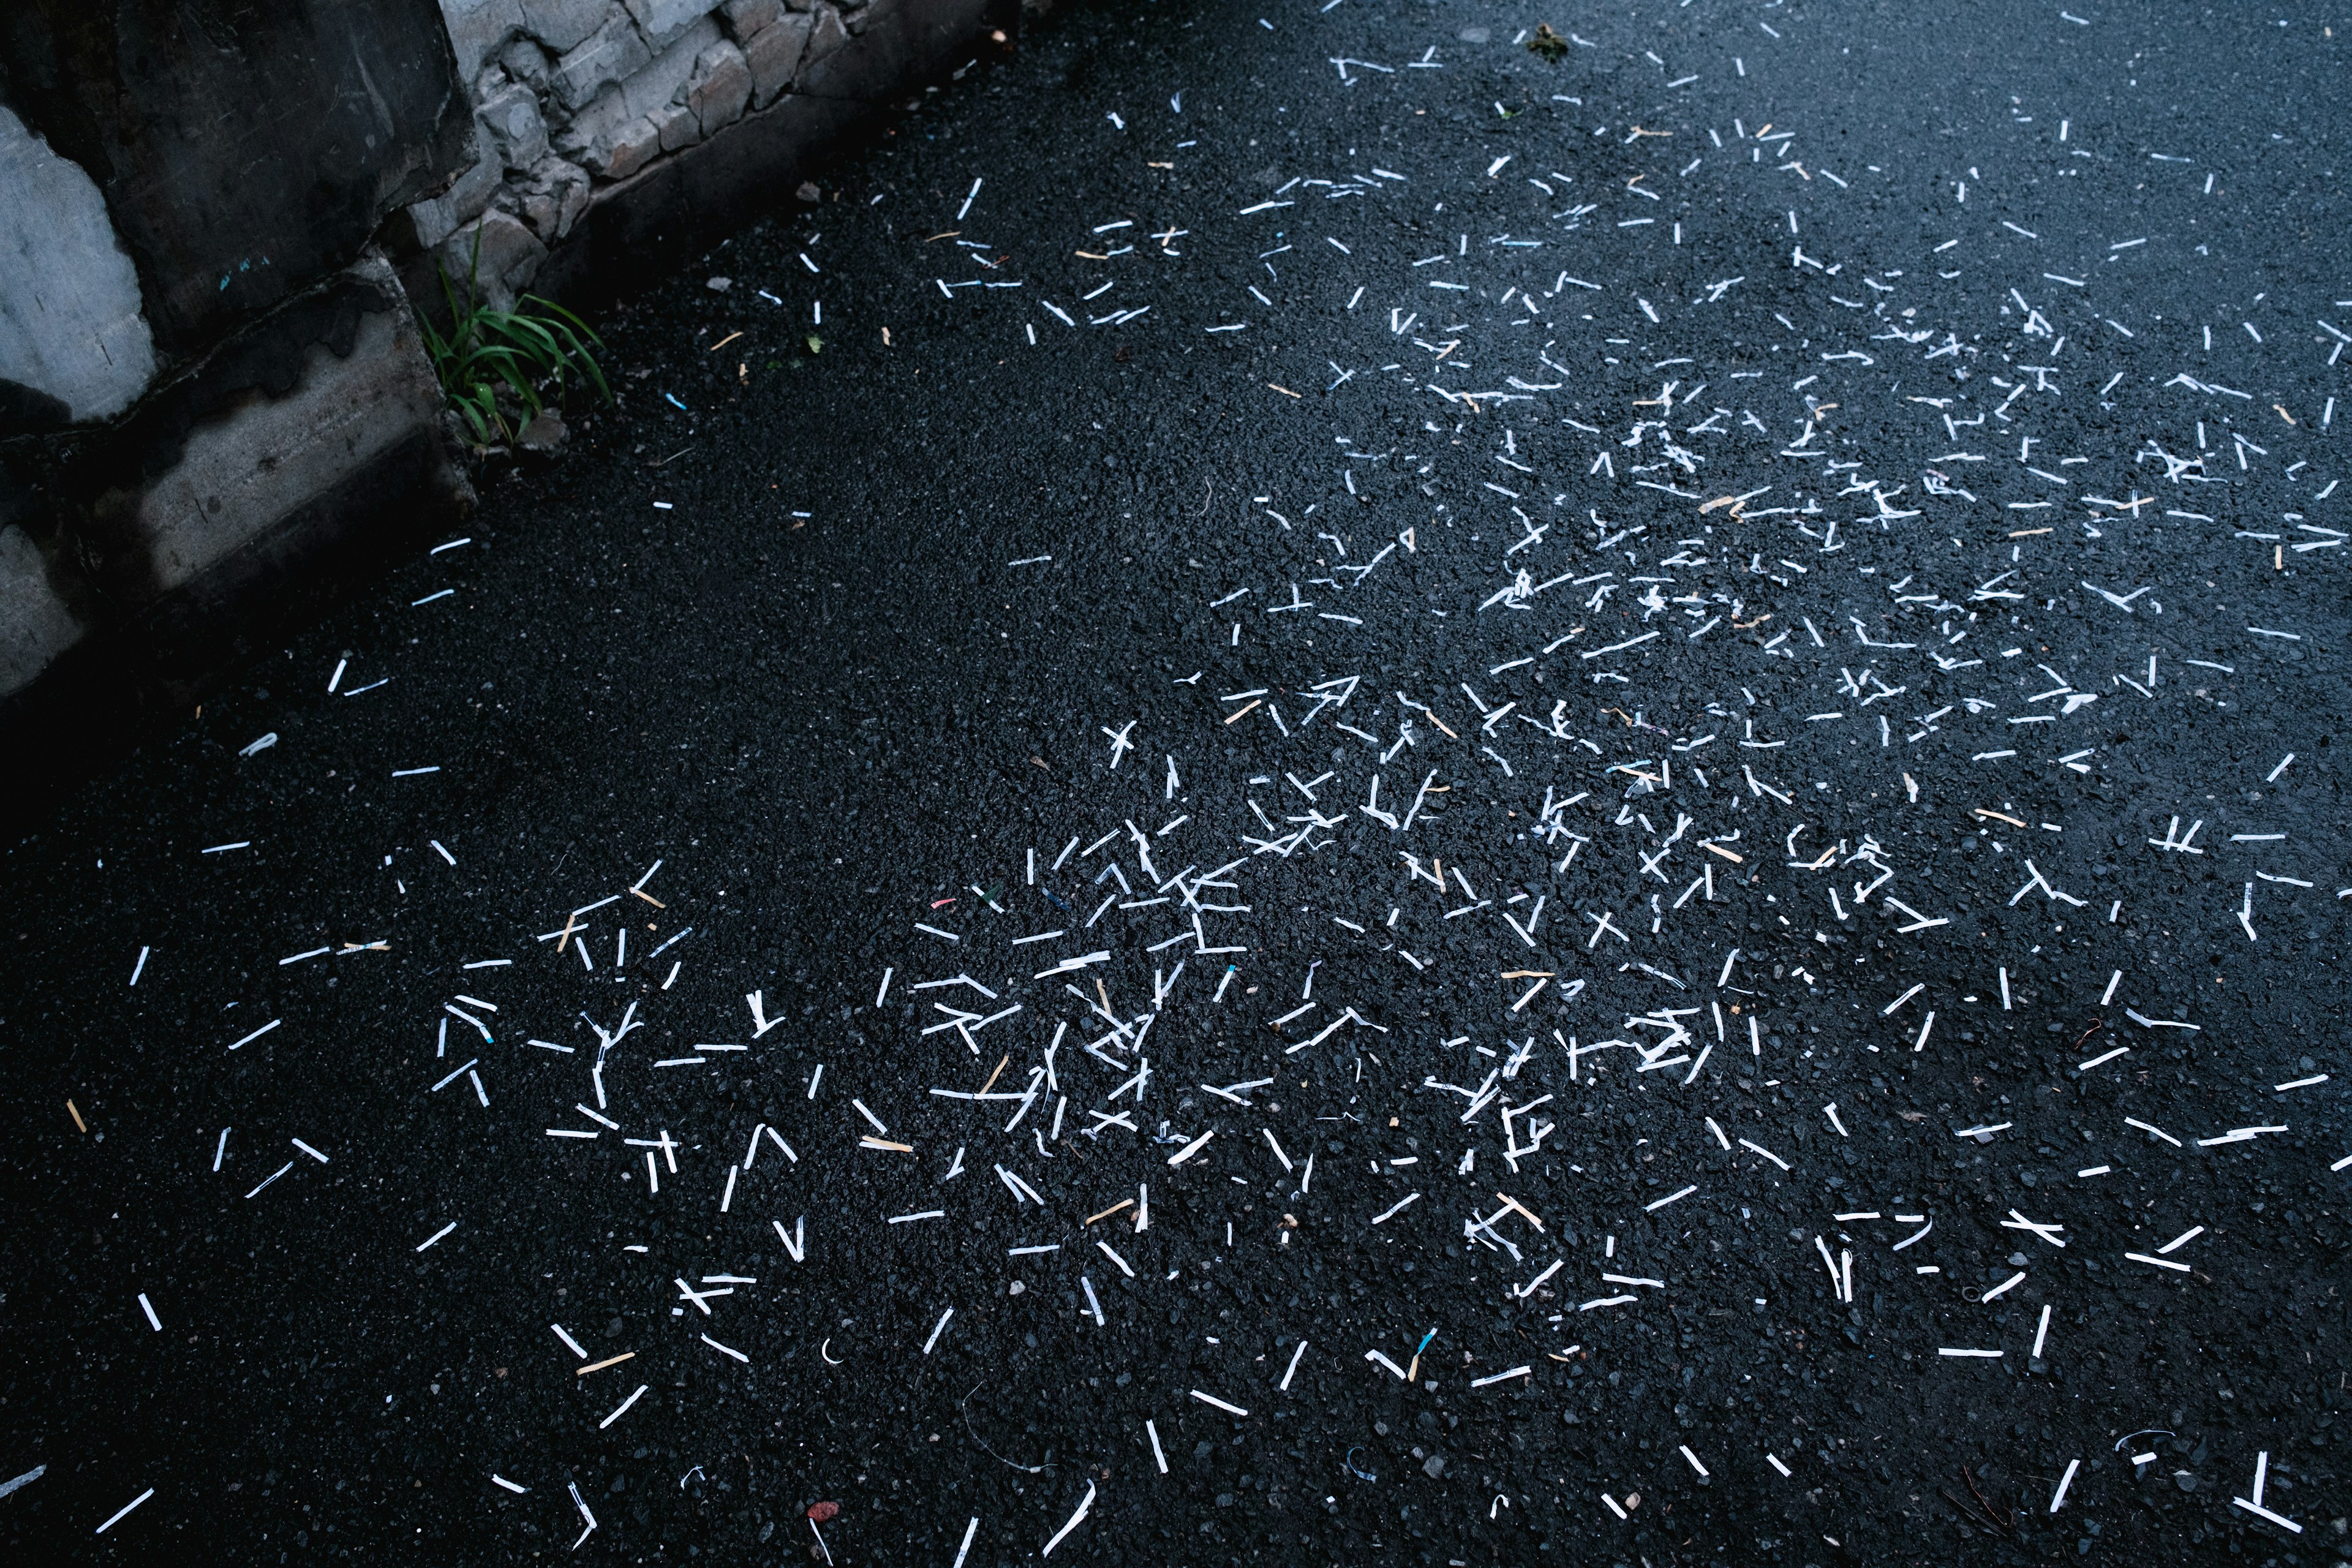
[1,0,1008,823]
[0,257,472,820]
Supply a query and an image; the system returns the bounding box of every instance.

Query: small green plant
[421,233,611,449]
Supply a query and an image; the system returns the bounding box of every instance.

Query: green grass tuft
[420,232,612,450]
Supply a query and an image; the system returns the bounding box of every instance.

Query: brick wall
[409,0,989,309]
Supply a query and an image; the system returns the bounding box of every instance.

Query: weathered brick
[597,114,662,180]
[439,209,547,309]
[549,12,651,111]
[720,0,781,37]
[438,0,526,83]
[687,41,753,134]
[622,0,722,49]
[744,12,811,104]
[402,141,505,249]
[649,100,702,155]
[515,155,593,241]
[498,37,554,92]
[477,81,551,172]
[518,0,616,53]
[620,15,723,118]
[802,3,850,70]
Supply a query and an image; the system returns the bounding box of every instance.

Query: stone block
[477,81,551,172]
[0,526,84,703]
[439,0,528,83]
[514,185,559,241]
[498,37,554,92]
[438,209,549,311]
[801,3,851,74]
[519,0,618,53]
[623,0,723,50]
[550,12,652,111]
[597,115,663,181]
[549,158,596,239]
[796,0,911,101]
[687,42,753,135]
[551,80,624,164]
[516,156,594,241]
[620,15,724,117]
[720,0,782,37]
[649,101,703,155]
[743,10,811,105]
[401,141,505,252]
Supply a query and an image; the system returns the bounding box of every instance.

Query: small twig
[1960,1465,2013,1534]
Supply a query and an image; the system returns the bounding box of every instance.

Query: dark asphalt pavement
[4,1,2348,1563]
